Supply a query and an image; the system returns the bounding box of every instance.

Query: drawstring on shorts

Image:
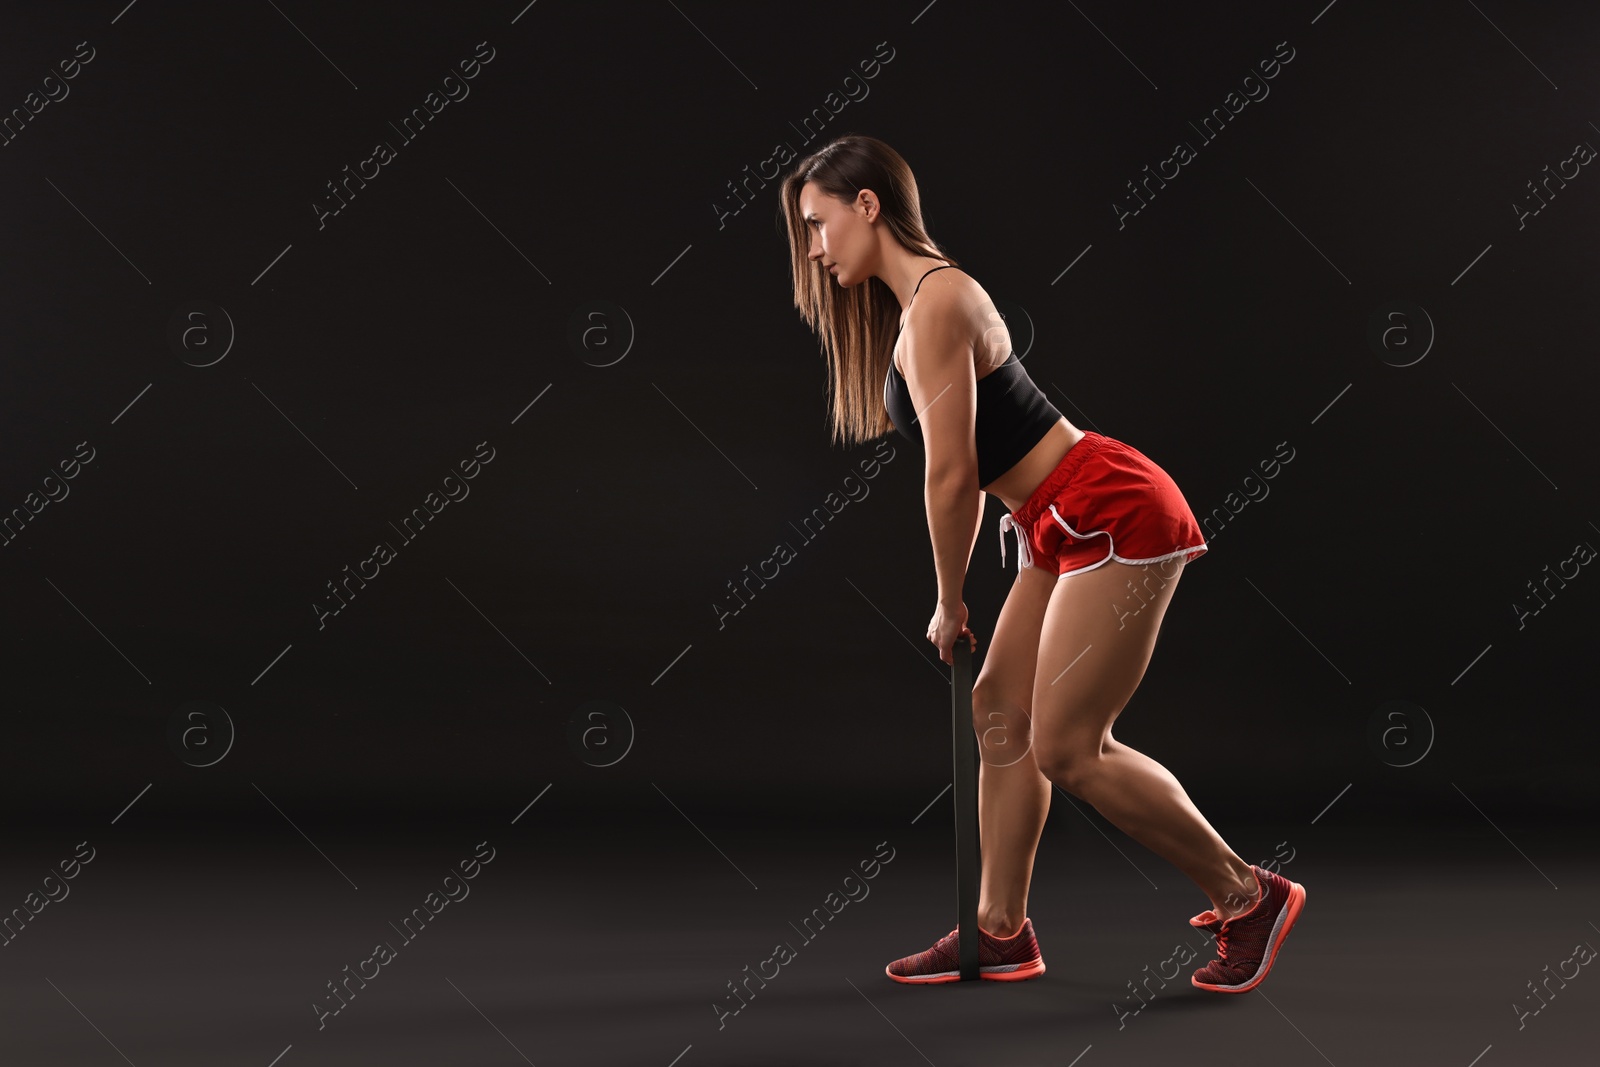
[998,512,1033,572]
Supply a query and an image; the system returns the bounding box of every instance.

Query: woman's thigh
[971,561,1057,767]
[1029,558,1185,783]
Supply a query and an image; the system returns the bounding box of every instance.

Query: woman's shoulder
[907,265,992,329]
[897,267,1000,379]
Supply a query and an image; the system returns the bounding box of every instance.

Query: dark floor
[2,801,1592,1066]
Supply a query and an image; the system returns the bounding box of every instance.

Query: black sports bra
[883,265,1063,487]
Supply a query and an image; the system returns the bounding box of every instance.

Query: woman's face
[799,182,869,286]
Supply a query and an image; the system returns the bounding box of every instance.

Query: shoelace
[1211,896,1266,963]
[938,924,1012,955]
[1209,877,1268,962]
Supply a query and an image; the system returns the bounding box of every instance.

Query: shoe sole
[885,957,1047,984]
[1191,881,1306,994]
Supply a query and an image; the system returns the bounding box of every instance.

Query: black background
[6,1,1593,822]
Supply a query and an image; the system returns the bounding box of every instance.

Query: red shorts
[998,431,1209,578]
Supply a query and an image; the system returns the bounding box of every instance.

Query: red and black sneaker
[1189,864,1307,993]
[884,918,1046,984]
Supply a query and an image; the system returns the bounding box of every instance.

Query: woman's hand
[927,600,978,666]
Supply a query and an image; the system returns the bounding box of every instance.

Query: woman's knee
[1033,715,1120,789]
[1034,742,1103,792]
[971,686,1034,765]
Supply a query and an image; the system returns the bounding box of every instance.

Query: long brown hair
[778,134,959,447]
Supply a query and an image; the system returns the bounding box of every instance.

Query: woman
[778,135,1306,994]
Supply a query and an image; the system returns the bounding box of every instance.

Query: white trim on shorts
[1043,503,1209,579]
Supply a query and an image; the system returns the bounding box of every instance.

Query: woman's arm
[899,279,984,605]
[926,475,984,606]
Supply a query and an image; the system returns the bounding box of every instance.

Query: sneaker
[884,918,1046,984]
[1189,864,1307,993]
